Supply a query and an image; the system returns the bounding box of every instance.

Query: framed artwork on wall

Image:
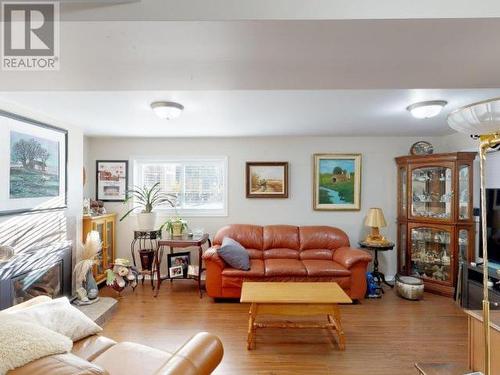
[246,162,289,198]
[96,160,128,202]
[0,110,68,216]
[313,153,362,211]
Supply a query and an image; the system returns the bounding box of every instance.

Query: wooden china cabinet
[82,213,117,284]
[395,152,476,297]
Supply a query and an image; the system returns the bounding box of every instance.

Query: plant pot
[136,212,158,230]
[139,249,155,271]
[171,222,184,237]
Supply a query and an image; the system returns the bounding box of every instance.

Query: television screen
[479,189,500,264]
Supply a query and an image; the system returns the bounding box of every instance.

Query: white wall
[0,102,83,262]
[86,135,443,278]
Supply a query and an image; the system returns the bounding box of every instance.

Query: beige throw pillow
[5,297,102,342]
[0,315,72,374]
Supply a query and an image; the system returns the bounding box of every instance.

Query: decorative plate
[410,141,434,155]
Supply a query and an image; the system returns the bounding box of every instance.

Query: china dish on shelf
[410,141,434,155]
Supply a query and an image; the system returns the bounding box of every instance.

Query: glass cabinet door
[410,226,453,284]
[410,165,453,221]
[398,223,407,274]
[399,167,408,218]
[106,220,114,266]
[92,221,105,277]
[458,165,471,220]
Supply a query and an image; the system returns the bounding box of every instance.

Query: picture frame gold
[313,153,362,211]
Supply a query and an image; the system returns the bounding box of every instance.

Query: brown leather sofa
[5,297,224,375]
[203,225,372,300]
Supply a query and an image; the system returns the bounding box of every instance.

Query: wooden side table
[155,234,211,298]
[359,241,395,292]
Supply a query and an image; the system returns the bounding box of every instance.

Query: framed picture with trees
[0,110,67,215]
[246,162,289,198]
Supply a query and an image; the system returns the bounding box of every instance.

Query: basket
[395,274,424,301]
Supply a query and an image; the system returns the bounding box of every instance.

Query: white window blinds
[134,157,227,216]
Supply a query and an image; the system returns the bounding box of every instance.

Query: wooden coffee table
[240,282,352,350]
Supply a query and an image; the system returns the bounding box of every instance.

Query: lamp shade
[364,208,387,228]
[447,97,500,135]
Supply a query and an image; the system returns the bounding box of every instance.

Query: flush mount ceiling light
[151,101,184,120]
[406,100,448,119]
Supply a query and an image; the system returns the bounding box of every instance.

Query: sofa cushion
[264,259,307,277]
[222,259,265,278]
[217,237,250,270]
[299,226,350,250]
[299,249,333,260]
[213,224,263,250]
[263,248,299,259]
[263,225,300,250]
[93,342,171,375]
[8,353,107,375]
[72,335,117,362]
[302,260,351,277]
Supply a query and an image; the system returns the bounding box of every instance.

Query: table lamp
[364,208,388,244]
[448,97,500,375]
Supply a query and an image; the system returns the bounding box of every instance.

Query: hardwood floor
[100,282,468,375]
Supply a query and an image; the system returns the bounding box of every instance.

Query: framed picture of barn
[96,160,129,202]
[313,154,361,211]
[0,110,67,216]
[246,162,288,198]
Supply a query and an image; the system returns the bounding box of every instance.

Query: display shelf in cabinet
[82,213,117,284]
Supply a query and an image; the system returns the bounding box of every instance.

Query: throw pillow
[0,314,72,374]
[5,297,102,342]
[217,237,250,270]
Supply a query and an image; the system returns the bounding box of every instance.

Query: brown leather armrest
[154,332,223,375]
[333,247,372,269]
[202,246,225,269]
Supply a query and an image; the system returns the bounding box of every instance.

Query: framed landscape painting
[313,154,361,211]
[0,110,67,215]
[96,160,128,202]
[246,162,288,198]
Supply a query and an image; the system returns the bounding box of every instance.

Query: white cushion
[0,315,72,374]
[5,297,102,342]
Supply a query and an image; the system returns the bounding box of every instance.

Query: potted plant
[161,217,188,237]
[120,182,176,230]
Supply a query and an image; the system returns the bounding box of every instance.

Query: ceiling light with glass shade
[151,101,184,120]
[406,100,447,119]
[447,97,500,375]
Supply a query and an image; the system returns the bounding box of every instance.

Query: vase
[139,249,155,271]
[85,269,99,300]
[172,222,184,237]
[137,212,158,230]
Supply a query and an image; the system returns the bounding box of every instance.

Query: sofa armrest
[333,247,372,269]
[3,295,52,312]
[154,332,224,375]
[202,246,225,269]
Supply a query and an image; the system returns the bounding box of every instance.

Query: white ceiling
[60,0,500,21]
[1,89,500,137]
[2,19,500,90]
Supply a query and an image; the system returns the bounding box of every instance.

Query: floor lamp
[448,98,500,375]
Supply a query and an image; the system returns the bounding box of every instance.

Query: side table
[358,241,395,293]
[131,230,162,289]
[155,234,212,298]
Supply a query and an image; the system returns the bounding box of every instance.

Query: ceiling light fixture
[151,101,184,120]
[406,100,448,119]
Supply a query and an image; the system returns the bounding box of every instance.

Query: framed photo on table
[313,153,361,211]
[0,110,67,216]
[96,160,128,202]
[246,162,288,198]
[167,251,191,278]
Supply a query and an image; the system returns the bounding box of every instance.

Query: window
[133,157,228,216]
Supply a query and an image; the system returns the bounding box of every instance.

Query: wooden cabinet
[82,214,116,284]
[395,152,476,297]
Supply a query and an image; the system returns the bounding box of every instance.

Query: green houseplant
[120,182,176,230]
[161,217,188,237]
